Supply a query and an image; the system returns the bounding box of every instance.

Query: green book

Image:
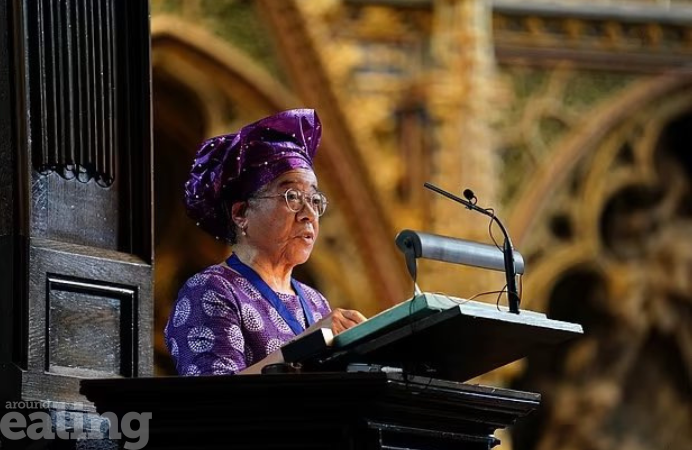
[332,293,461,349]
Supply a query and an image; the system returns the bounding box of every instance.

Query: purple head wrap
[185,108,322,241]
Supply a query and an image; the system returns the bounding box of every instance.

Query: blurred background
[150,1,692,449]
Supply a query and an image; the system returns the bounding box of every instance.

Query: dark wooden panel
[0,236,28,378]
[0,0,16,370]
[1,0,152,418]
[24,0,122,253]
[22,0,152,260]
[25,238,152,402]
[0,238,13,364]
[115,0,152,263]
[49,291,123,374]
[48,275,136,377]
[81,373,540,450]
[31,172,120,249]
[0,0,14,235]
[0,361,21,403]
[27,0,117,186]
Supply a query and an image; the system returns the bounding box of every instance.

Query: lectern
[82,293,582,450]
[81,372,540,450]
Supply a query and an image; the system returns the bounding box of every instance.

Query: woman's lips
[298,232,314,243]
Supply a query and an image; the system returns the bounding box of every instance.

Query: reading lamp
[395,230,525,310]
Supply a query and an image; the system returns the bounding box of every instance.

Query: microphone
[462,189,476,204]
[423,182,521,314]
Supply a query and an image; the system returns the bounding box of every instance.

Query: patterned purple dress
[164,264,332,376]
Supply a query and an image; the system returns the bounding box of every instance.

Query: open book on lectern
[281,293,583,382]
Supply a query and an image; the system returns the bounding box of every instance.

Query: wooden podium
[285,294,584,382]
[81,372,540,450]
[81,294,582,449]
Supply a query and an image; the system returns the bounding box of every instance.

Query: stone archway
[509,71,692,248]
[509,77,692,450]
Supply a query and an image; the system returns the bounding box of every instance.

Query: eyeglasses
[253,188,329,217]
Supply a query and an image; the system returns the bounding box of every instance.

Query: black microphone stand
[424,182,521,314]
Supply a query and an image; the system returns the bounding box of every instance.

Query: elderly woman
[164,109,366,376]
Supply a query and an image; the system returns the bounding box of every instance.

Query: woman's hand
[239,309,367,375]
[315,308,367,335]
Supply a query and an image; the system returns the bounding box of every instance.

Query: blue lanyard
[226,254,315,335]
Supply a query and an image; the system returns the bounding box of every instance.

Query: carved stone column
[427,0,504,297]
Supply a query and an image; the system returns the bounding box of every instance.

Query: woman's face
[242,169,321,267]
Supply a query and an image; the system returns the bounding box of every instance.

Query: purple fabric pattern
[164,264,331,376]
[184,109,322,242]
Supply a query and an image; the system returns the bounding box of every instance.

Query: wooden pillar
[0,0,153,419]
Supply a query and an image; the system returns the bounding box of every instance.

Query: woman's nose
[298,200,319,220]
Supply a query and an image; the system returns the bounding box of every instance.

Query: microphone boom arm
[423,182,521,314]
